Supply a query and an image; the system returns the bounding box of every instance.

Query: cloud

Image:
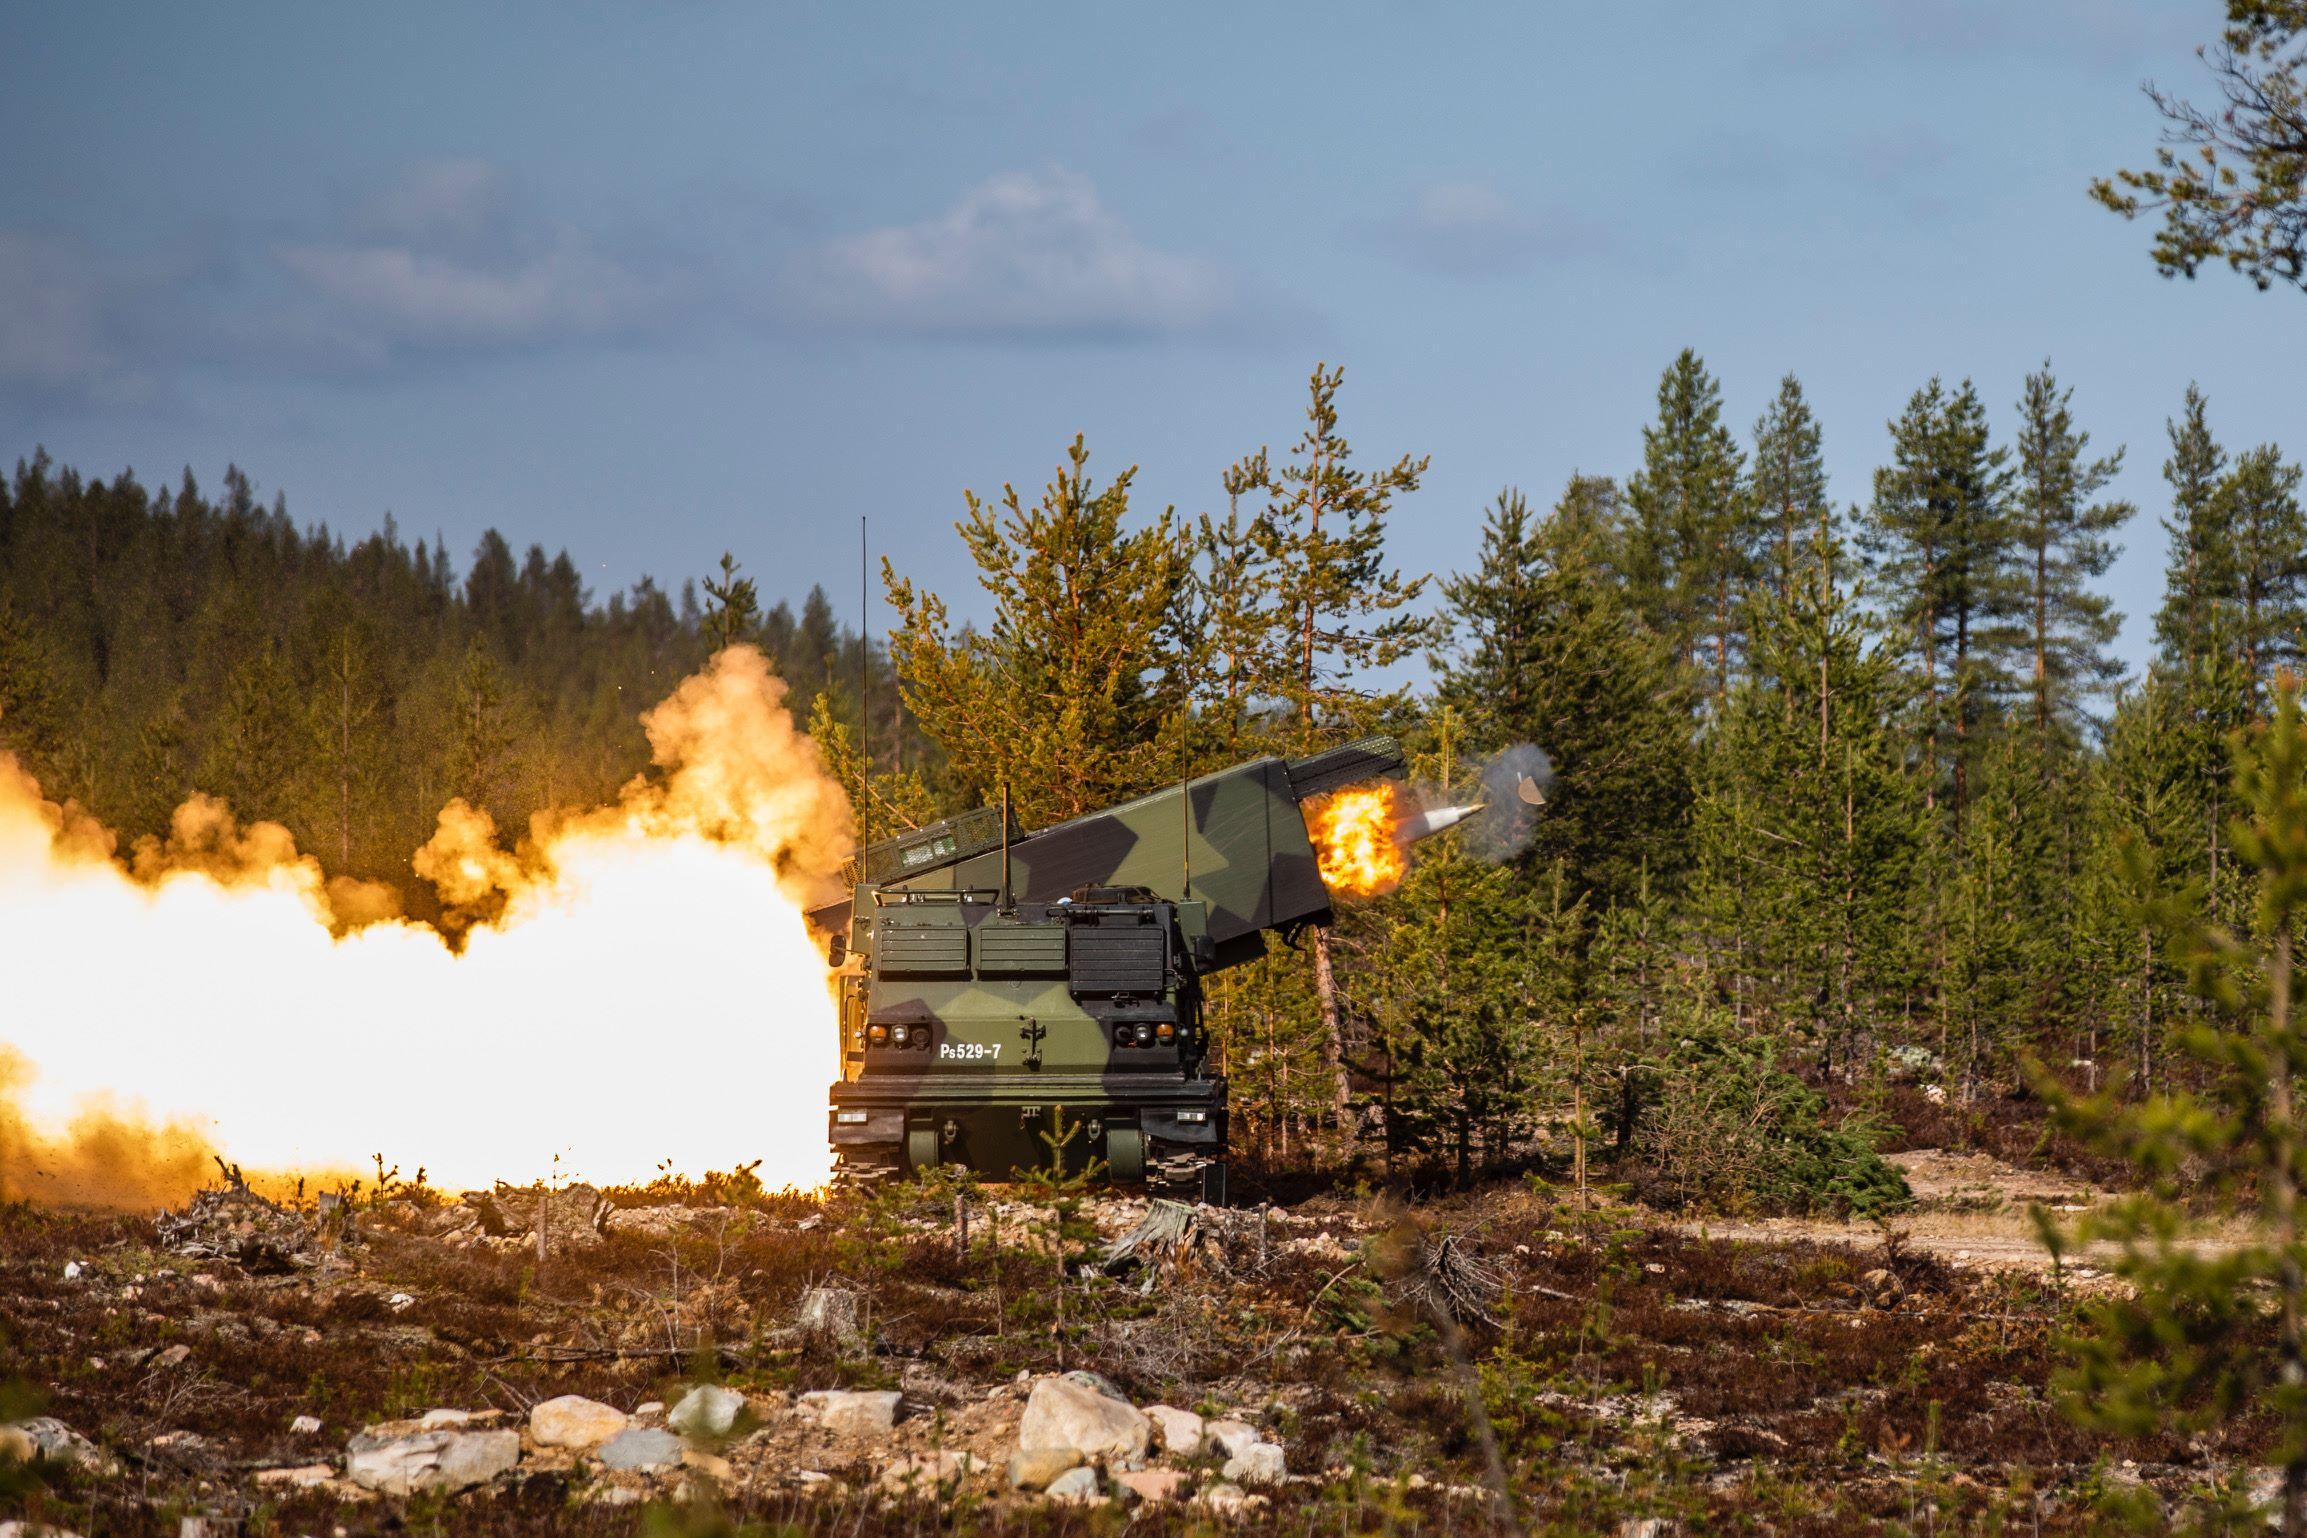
[787,169,1237,340]
[269,160,681,366]
[1367,180,1615,278]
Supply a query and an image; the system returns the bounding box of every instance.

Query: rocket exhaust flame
[1307,782,1491,898]
[0,646,850,1206]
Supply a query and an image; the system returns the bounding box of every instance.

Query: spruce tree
[2226,443,2307,691]
[1750,373,1833,603]
[1691,529,1923,1073]
[701,552,761,656]
[1625,349,1754,704]
[2153,385,2233,674]
[1440,475,1692,908]
[2009,364,2132,747]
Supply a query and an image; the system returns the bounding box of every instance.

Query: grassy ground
[0,1161,2279,1536]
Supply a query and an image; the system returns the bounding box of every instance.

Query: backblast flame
[1307,783,1409,897]
[0,645,850,1205]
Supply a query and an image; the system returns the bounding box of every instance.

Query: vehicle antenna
[998,782,1013,910]
[858,515,869,854]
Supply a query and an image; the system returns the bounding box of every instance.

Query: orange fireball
[1308,783,1408,897]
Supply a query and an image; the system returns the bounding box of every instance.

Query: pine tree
[1440,475,1692,908]
[1750,373,1833,603]
[1232,365,1432,1131]
[2047,676,2307,1537]
[1187,453,1281,759]
[1235,364,1431,742]
[885,433,1187,827]
[2009,364,2132,747]
[1625,349,1754,703]
[1859,378,2016,831]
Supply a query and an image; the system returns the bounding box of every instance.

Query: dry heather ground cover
[0,1158,2282,1537]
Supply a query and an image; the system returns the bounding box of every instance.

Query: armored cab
[816,736,1411,1200]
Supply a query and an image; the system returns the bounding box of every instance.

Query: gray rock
[667,1385,748,1441]
[344,1427,519,1495]
[1222,1440,1285,1487]
[1044,1465,1104,1503]
[796,1389,901,1439]
[1008,1445,1084,1490]
[1017,1373,1150,1462]
[1617,1520,1676,1538]
[0,1524,87,1538]
[596,1426,684,1471]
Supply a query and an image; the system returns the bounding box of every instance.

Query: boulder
[1202,1419,1260,1460]
[0,1526,85,1538]
[1044,1465,1104,1503]
[1118,1467,1192,1503]
[1017,1373,1150,1462]
[1144,1404,1205,1457]
[597,1426,684,1471]
[1008,1446,1083,1491]
[796,1389,901,1439]
[288,1415,323,1436]
[1223,1440,1286,1487]
[344,1426,519,1495]
[530,1395,629,1452]
[667,1385,748,1441]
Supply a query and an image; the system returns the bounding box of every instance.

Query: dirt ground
[0,1162,2285,1536]
[1676,1148,2252,1279]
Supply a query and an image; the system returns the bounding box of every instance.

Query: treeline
[0,454,926,923]
[868,356,2302,1202]
[4,351,2300,1200]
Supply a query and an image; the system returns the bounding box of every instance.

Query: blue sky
[2,2,2298,679]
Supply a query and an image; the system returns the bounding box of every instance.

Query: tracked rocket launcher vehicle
[813,735,1477,1201]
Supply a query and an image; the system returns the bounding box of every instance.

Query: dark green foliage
[0,450,930,919]
[1439,477,1692,909]
[2093,2,2307,294]
[2047,676,2307,1535]
[2010,363,2132,745]
[1624,349,1753,704]
[1634,1014,1910,1218]
[1858,378,2016,831]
